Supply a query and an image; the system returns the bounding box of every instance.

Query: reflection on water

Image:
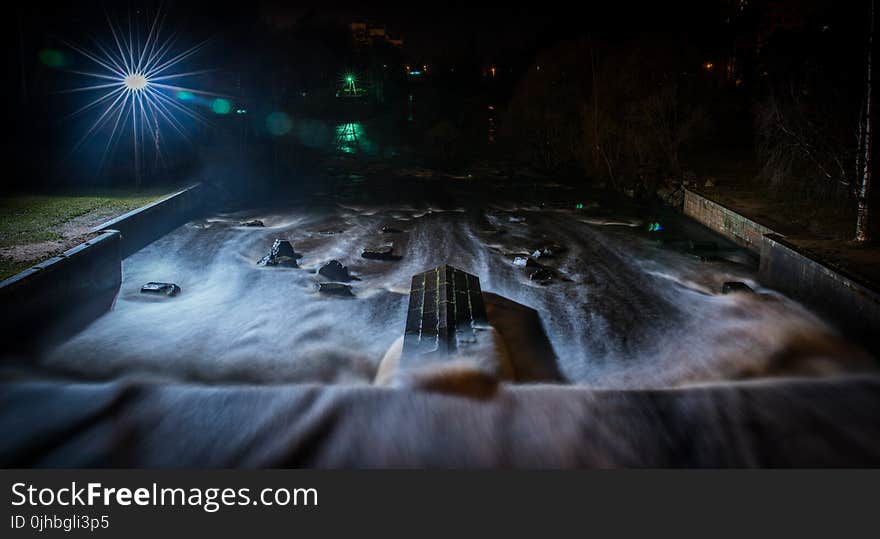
[334,122,376,155]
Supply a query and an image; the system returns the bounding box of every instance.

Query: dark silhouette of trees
[506,37,709,196]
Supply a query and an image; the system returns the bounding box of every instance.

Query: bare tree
[589,42,617,188]
[856,0,876,243]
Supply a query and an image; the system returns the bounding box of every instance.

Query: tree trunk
[856,0,876,243]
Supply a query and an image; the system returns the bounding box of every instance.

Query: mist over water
[42,198,874,388]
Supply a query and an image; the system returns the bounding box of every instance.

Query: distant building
[350,20,404,48]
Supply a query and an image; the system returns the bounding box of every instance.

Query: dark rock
[512,257,555,283]
[319,260,352,282]
[362,245,400,261]
[685,240,721,262]
[317,282,354,297]
[527,266,555,284]
[140,282,181,296]
[241,219,264,227]
[722,281,754,294]
[531,243,566,259]
[381,225,404,234]
[257,239,301,267]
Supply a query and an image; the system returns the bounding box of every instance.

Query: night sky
[5,1,742,71]
[2,0,871,187]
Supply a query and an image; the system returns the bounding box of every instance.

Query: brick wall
[682,188,775,252]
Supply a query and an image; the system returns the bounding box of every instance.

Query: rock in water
[722,281,754,294]
[686,240,720,262]
[381,225,404,234]
[319,260,352,281]
[509,255,557,283]
[527,266,555,284]
[531,243,566,259]
[521,257,555,283]
[317,282,354,297]
[140,282,181,296]
[241,220,264,227]
[362,245,400,260]
[257,239,300,267]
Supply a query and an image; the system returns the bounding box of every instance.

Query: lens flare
[123,73,149,91]
[57,8,223,178]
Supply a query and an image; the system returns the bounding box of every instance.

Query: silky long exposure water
[38,192,874,388]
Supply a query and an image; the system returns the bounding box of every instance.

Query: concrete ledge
[0,184,205,353]
[0,231,122,354]
[683,188,776,252]
[94,183,204,258]
[681,188,880,354]
[759,234,880,354]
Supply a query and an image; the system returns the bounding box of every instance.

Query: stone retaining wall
[682,188,880,355]
[683,188,775,252]
[0,231,121,354]
[759,234,880,355]
[95,183,204,257]
[1,183,206,352]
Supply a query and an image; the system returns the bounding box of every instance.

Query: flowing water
[39,186,875,389]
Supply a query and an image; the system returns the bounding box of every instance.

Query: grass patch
[0,258,34,282]
[0,192,165,249]
[0,188,172,280]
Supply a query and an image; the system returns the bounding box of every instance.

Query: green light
[346,75,354,83]
[647,222,664,232]
[177,91,195,101]
[575,203,584,209]
[335,122,373,154]
[38,49,66,68]
[211,98,232,114]
[408,70,422,76]
[235,108,247,114]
